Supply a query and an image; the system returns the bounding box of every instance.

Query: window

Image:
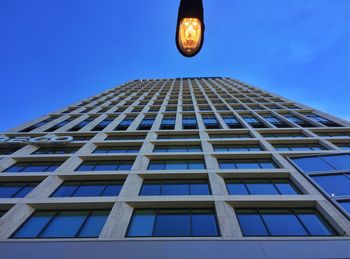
[336,144,350,150]
[72,135,93,141]
[33,147,79,154]
[242,116,267,128]
[339,201,350,215]
[316,132,350,138]
[68,118,94,131]
[157,134,199,140]
[93,146,140,153]
[140,180,210,195]
[226,179,299,195]
[4,162,62,173]
[221,115,243,128]
[202,115,221,129]
[0,182,39,198]
[261,133,306,138]
[153,145,201,152]
[45,118,73,132]
[137,116,155,130]
[52,181,123,197]
[213,144,262,152]
[76,161,133,171]
[114,117,135,131]
[21,117,55,132]
[283,115,315,127]
[291,154,350,173]
[106,134,145,140]
[13,210,110,238]
[182,115,198,129]
[91,117,114,131]
[160,116,176,130]
[273,144,325,151]
[127,209,219,237]
[263,115,290,128]
[305,114,341,127]
[236,209,335,236]
[148,160,206,170]
[0,146,21,155]
[218,159,278,169]
[311,174,350,197]
[209,133,252,139]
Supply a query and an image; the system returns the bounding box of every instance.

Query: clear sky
[0,0,349,131]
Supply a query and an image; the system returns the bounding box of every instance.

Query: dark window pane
[14,183,37,198]
[273,180,299,195]
[52,183,77,197]
[154,212,191,237]
[311,174,350,197]
[73,182,105,197]
[94,163,116,171]
[246,180,279,195]
[292,157,334,173]
[14,212,54,238]
[0,183,22,198]
[190,182,210,195]
[226,181,249,195]
[140,183,161,195]
[192,211,218,236]
[78,211,109,237]
[161,182,189,195]
[127,210,156,236]
[40,211,88,237]
[261,210,308,236]
[322,155,350,170]
[102,183,122,196]
[296,210,334,236]
[236,161,260,169]
[236,211,268,236]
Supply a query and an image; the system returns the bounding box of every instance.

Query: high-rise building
[0,77,350,258]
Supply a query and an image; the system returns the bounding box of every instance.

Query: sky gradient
[0,0,349,131]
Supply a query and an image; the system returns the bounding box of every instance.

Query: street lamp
[176,0,205,57]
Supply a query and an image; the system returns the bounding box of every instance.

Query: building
[0,77,350,258]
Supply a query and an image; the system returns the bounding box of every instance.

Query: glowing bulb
[178,18,202,56]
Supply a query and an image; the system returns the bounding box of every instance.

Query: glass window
[209,133,252,139]
[114,117,135,131]
[311,174,350,197]
[274,144,325,151]
[33,147,79,154]
[291,157,334,173]
[226,179,299,195]
[93,146,140,154]
[4,162,62,173]
[91,118,114,131]
[127,209,219,237]
[76,161,133,171]
[13,210,109,238]
[218,159,278,169]
[236,209,335,237]
[148,160,206,170]
[153,145,202,153]
[140,180,210,196]
[339,201,350,215]
[0,182,39,198]
[137,117,155,130]
[202,115,221,129]
[44,118,73,132]
[157,134,199,140]
[213,144,262,152]
[0,146,21,155]
[182,116,197,129]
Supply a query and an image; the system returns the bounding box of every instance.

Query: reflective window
[93,146,140,153]
[221,115,243,128]
[218,159,278,169]
[291,154,350,173]
[226,179,300,195]
[127,209,219,237]
[91,117,114,131]
[153,145,202,153]
[0,182,39,198]
[236,209,335,236]
[262,115,290,128]
[213,144,262,152]
[311,174,350,197]
[242,116,267,128]
[140,180,210,195]
[209,133,252,139]
[68,118,94,132]
[76,161,133,171]
[21,118,55,132]
[45,118,73,132]
[52,181,123,197]
[0,146,22,155]
[106,134,145,140]
[339,201,350,215]
[274,144,325,151]
[160,116,176,130]
[261,133,306,138]
[202,115,221,129]
[4,162,62,173]
[33,147,79,154]
[137,116,156,130]
[114,117,135,131]
[13,210,109,238]
[148,160,206,170]
[182,115,198,129]
[157,134,199,140]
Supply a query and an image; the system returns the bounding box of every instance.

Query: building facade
[0,77,350,258]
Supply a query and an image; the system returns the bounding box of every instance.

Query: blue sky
[0,0,349,131]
